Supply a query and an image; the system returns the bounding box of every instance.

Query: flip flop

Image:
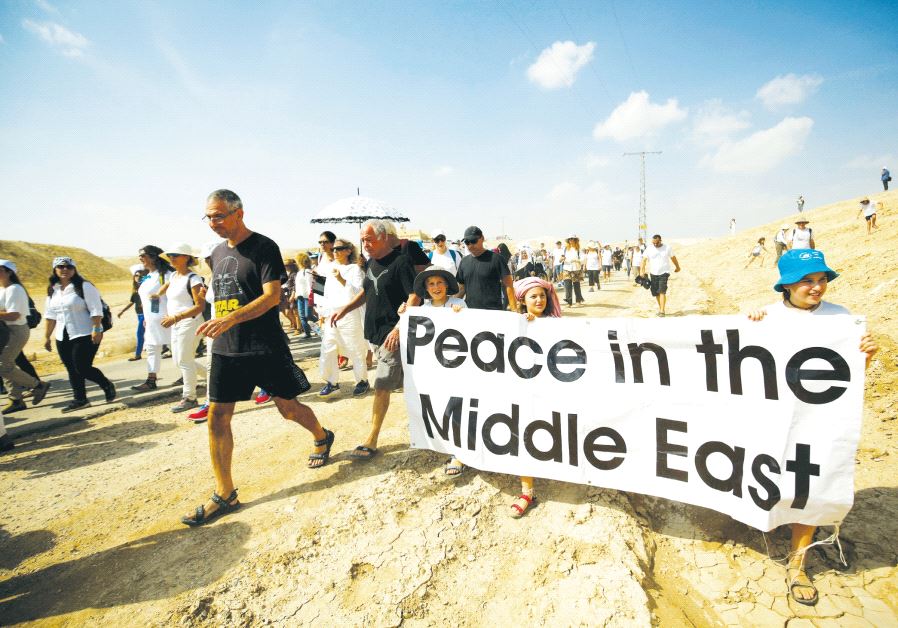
[444,458,466,477]
[787,568,819,606]
[308,429,335,468]
[181,489,240,527]
[350,445,378,461]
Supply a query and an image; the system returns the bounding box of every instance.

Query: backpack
[100,301,113,331]
[428,249,460,267]
[25,293,42,329]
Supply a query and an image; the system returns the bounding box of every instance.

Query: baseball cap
[463,226,483,242]
[774,249,838,292]
[53,256,76,268]
[431,228,446,239]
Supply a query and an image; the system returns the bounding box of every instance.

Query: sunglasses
[56,264,75,270]
[334,246,350,251]
[433,236,446,243]
[464,238,479,245]
[318,240,332,245]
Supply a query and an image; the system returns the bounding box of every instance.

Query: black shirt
[130,291,143,315]
[362,249,416,346]
[210,232,287,356]
[399,240,430,268]
[456,249,509,310]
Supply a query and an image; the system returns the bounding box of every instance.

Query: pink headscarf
[513,277,562,318]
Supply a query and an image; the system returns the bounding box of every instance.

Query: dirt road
[1,260,895,626]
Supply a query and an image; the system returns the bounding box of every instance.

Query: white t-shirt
[0,283,29,326]
[321,263,364,315]
[860,203,876,218]
[552,247,565,265]
[790,227,813,250]
[423,296,467,309]
[45,281,104,341]
[585,251,600,271]
[429,248,461,274]
[632,250,643,270]
[562,247,583,271]
[763,300,850,318]
[774,229,789,245]
[601,249,613,266]
[166,272,204,317]
[644,244,675,275]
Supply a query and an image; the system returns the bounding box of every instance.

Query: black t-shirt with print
[456,249,509,310]
[362,249,416,346]
[210,232,287,356]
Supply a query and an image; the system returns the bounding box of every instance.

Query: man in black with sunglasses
[455,226,516,311]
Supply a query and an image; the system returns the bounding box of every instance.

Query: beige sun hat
[165,243,195,257]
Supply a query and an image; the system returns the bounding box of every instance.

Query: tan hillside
[0,240,129,287]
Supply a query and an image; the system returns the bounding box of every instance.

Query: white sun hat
[165,243,196,257]
[129,263,145,274]
[200,240,225,259]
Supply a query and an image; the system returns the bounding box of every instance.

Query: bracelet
[92,326,103,333]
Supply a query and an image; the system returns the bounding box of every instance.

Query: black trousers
[564,279,583,305]
[16,352,38,379]
[56,333,111,402]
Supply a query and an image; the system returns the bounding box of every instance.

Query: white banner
[400,307,866,531]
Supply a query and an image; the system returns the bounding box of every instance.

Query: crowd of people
[0,187,883,608]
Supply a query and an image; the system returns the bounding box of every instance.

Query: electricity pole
[623,151,662,243]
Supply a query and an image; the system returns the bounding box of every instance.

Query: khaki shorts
[373,342,403,391]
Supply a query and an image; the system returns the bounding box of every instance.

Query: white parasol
[310,195,410,227]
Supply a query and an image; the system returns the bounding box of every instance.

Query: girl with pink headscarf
[508,277,562,518]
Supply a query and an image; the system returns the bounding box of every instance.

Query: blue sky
[1,0,896,256]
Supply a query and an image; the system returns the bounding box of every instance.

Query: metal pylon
[623,151,662,242]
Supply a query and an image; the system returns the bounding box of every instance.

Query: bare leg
[185,401,238,519]
[788,523,818,603]
[510,476,535,516]
[657,293,667,314]
[361,388,391,450]
[272,396,329,467]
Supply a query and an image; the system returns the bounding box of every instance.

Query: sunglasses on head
[56,264,75,270]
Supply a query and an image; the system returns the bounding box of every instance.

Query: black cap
[463,226,483,242]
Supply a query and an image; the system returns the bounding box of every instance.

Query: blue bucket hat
[774,249,838,292]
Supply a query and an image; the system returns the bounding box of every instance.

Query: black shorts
[209,349,310,403]
[865,213,875,222]
[650,273,670,296]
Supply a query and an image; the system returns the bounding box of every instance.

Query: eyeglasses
[334,246,350,251]
[202,209,236,224]
[55,264,75,270]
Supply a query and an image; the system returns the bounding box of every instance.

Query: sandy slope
[1,195,896,626]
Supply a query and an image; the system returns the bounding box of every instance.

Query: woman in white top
[560,235,585,307]
[43,256,114,413]
[294,252,315,338]
[318,239,369,397]
[133,245,174,392]
[747,249,877,607]
[0,259,51,420]
[160,243,207,413]
[585,243,601,292]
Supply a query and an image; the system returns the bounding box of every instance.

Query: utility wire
[610,0,639,83]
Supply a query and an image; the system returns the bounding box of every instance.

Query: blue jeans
[135,313,145,357]
[296,296,313,336]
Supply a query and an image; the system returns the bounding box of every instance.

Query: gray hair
[206,189,243,213]
[362,219,392,239]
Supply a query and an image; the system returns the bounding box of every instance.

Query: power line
[610,0,638,83]
[623,151,662,242]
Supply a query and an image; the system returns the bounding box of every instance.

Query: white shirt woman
[161,264,207,409]
[45,281,104,340]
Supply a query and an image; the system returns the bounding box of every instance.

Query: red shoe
[255,391,272,404]
[187,404,209,422]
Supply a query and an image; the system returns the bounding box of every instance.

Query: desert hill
[0,240,129,287]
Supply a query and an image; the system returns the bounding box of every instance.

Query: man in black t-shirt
[332,219,416,460]
[455,226,516,311]
[181,189,334,528]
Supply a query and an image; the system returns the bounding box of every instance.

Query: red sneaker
[255,391,272,404]
[187,404,209,422]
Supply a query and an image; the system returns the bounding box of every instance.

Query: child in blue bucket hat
[746,248,878,607]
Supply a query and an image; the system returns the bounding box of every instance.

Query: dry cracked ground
[2,201,897,627]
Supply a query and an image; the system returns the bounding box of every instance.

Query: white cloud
[691,99,751,146]
[844,154,896,170]
[756,73,823,109]
[22,19,88,57]
[434,165,454,177]
[584,154,610,170]
[35,0,61,16]
[0,34,5,45]
[526,40,595,90]
[704,117,813,174]
[593,91,687,142]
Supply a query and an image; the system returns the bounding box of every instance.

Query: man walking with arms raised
[182,189,334,527]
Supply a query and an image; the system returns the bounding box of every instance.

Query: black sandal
[307,429,335,468]
[181,489,240,527]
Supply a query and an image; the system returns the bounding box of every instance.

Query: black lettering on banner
[695,330,723,392]
[406,316,435,365]
[466,398,479,450]
[727,330,778,400]
[656,418,688,482]
[435,329,468,368]
[482,405,520,455]
[749,454,781,511]
[583,427,626,470]
[608,330,625,383]
[523,411,564,462]
[695,441,745,497]
[547,340,587,382]
[471,331,505,373]
[627,342,671,385]
[786,443,820,510]
[508,336,543,379]
[785,347,850,404]
[419,394,463,446]
[567,413,579,466]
